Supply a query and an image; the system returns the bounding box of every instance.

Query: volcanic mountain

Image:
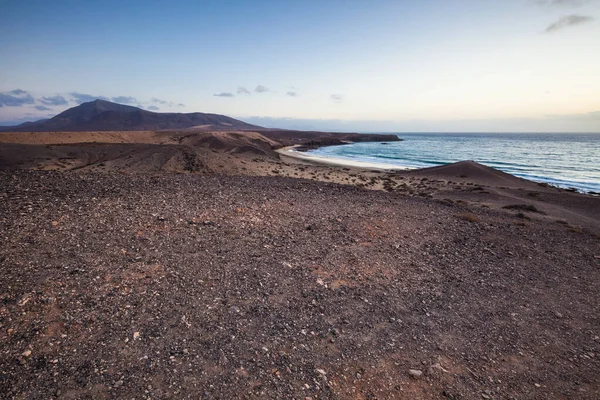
[0,100,262,132]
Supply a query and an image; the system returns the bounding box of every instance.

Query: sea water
[306,133,600,193]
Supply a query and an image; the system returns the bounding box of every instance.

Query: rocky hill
[0,100,262,132]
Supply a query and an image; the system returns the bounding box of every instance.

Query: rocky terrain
[1,170,599,399]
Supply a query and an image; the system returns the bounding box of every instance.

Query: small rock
[554,311,563,318]
[427,363,448,375]
[22,350,32,357]
[316,368,326,376]
[408,369,423,379]
[133,331,140,340]
[114,380,123,388]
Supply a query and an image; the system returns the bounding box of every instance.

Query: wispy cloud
[545,14,594,32]
[177,103,185,107]
[237,87,251,95]
[147,105,160,111]
[254,85,269,93]
[151,97,174,107]
[537,0,591,6]
[70,92,109,104]
[330,94,344,103]
[214,92,234,97]
[35,105,51,111]
[286,91,298,97]
[547,110,600,120]
[39,95,68,106]
[0,89,35,107]
[112,96,138,105]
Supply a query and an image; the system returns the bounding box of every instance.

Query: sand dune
[402,160,541,189]
[0,131,280,173]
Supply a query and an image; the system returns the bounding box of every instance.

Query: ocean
[305,133,600,194]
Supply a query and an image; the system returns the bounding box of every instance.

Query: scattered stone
[427,363,448,375]
[408,369,423,379]
[22,350,31,357]
[133,331,140,340]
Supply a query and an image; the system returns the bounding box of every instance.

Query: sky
[0,0,599,132]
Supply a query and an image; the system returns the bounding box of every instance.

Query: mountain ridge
[0,99,262,132]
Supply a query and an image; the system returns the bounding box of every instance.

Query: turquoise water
[307,133,600,193]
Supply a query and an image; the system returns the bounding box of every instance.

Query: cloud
[147,105,160,111]
[0,89,35,107]
[286,91,298,97]
[35,105,52,111]
[177,103,185,107]
[150,97,175,107]
[237,87,251,95]
[545,14,594,31]
[214,92,234,97]
[330,94,344,103]
[111,96,138,105]
[70,92,109,104]
[553,0,589,5]
[254,85,269,93]
[547,110,600,120]
[39,95,68,106]
[537,0,591,6]
[240,113,600,133]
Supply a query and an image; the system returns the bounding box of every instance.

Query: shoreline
[276,145,415,171]
[277,144,600,195]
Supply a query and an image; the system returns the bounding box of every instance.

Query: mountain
[0,100,262,132]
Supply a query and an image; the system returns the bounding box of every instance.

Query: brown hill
[0,130,281,173]
[0,100,262,132]
[256,129,400,148]
[403,160,541,189]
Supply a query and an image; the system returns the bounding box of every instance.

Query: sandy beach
[1,130,599,399]
[277,145,414,170]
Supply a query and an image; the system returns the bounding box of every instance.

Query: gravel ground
[1,170,599,399]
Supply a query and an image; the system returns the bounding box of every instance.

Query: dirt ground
[1,170,599,399]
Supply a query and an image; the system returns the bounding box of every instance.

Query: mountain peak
[78,99,142,114]
[0,100,262,132]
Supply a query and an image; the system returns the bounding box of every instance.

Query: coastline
[276,145,414,171]
[277,138,600,195]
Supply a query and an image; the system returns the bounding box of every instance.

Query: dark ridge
[0,99,262,132]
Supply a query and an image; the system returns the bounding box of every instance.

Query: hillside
[0,100,262,132]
